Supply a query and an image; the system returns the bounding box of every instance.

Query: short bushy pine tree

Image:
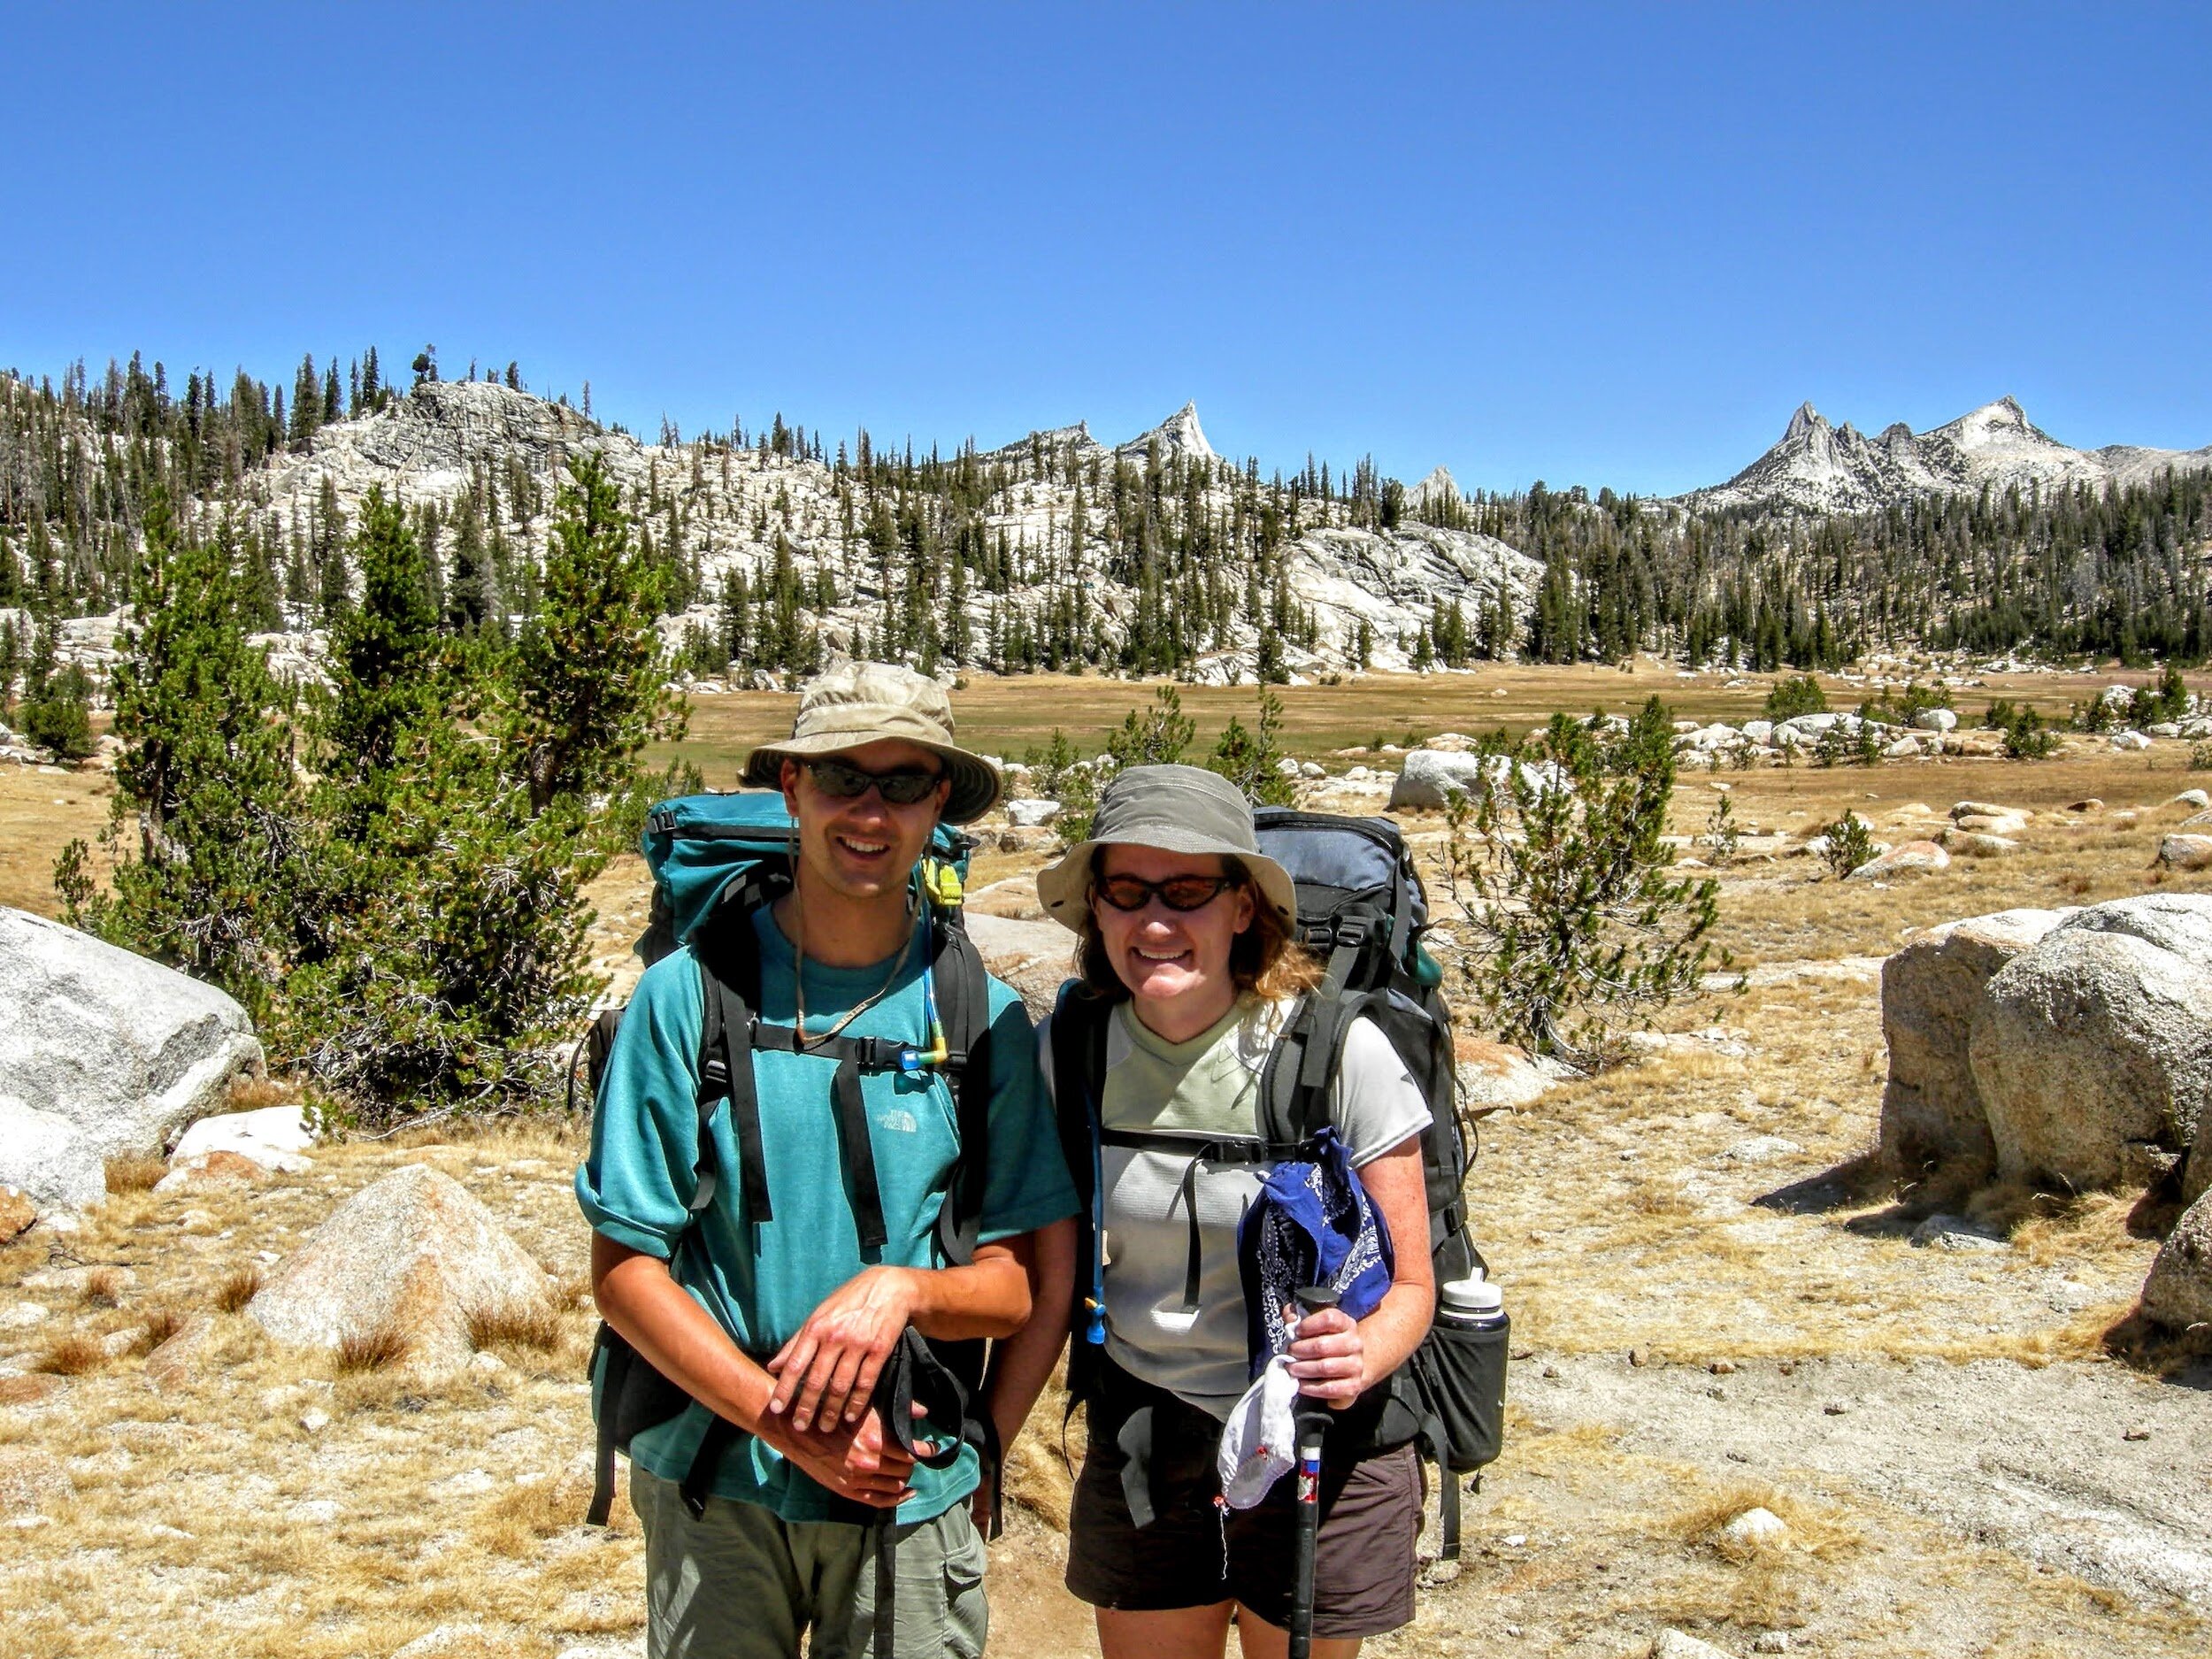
[1450,697,1721,1069]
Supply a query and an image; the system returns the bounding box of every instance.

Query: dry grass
[226,1071,300,1111]
[0,757,111,917]
[79,1267,124,1307]
[103,1153,166,1194]
[212,1265,261,1314]
[31,1333,107,1376]
[1663,1481,1865,1563]
[136,1306,186,1352]
[650,662,2169,784]
[335,1321,413,1373]
[465,1299,565,1353]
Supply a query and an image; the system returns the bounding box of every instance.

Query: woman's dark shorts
[1064,1371,1421,1639]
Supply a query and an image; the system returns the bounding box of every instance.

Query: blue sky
[4,2,2207,496]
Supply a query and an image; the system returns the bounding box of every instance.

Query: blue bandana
[1235,1127,1395,1376]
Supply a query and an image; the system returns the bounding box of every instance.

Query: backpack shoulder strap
[691,918,772,1225]
[1049,982,1114,1374]
[933,915,995,1266]
[1257,989,1370,1146]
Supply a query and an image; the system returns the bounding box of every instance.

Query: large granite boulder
[1969,898,2212,1191]
[964,912,1073,1025]
[249,1164,552,1372]
[2139,1189,2212,1338]
[1878,909,2071,1186]
[0,908,264,1198]
[0,1097,105,1212]
[1386,749,1561,812]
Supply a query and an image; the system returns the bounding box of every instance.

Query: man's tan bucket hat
[741,660,1002,824]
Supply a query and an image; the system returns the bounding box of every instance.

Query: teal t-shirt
[576,904,1076,1524]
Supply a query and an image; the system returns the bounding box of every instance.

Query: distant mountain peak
[1409,465,1460,505]
[1689,396,2211,512]
[1784,402,1828,442]
[1117,402,1215,463]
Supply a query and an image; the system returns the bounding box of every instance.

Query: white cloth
[1217,1354,1300,1509]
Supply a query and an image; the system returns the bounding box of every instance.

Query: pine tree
[320,488,446,821]
[510,452,683,815]
[54,487,305,1013]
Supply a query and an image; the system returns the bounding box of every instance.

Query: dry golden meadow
[4,666,2210,1658]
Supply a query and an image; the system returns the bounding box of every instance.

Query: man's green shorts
[632,1467,988,1659]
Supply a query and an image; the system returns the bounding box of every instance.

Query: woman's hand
[765,1265,918,1432]
[1283,1302,1370,1409]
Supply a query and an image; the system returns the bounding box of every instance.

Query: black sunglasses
[804,757,946,806]
[1094,872,1239,913]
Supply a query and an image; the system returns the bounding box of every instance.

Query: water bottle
[1438,1277,1506,1333]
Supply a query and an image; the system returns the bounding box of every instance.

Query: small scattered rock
[1909,1213,2008,1252]
[2068,798,2105,813]
[1823,1401,1848,1416]
[1707,1359,1737,1375]
[1629,1346,1652,1367]
[1723,1506,1789,1545]
[1938,828,2021,857]
[288,1497,341,1524]
[2124,1427,2151,1442]
[1755,1635,1793,1655]
[2170,789,2211,810]
[1653,1632,1732,1659]
[299,1407,332,1433]
[1002,797,1063,829]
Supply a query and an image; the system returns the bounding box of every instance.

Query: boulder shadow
[2100,1309,2212,1389]
[1754,1152,1886,1217]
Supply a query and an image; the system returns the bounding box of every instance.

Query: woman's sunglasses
[1093,873,1238,913]
[804,757,946,805]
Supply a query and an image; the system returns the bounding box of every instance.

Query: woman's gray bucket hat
[741,660,1002,824]
[1036,764,1297,932]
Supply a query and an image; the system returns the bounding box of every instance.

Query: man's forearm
[902,1243,1033,1341]
[591,1232,779,1433]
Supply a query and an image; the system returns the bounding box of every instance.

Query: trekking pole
[1287,1285,1340,1659]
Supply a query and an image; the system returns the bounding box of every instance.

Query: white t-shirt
[1042,994,1430,1418]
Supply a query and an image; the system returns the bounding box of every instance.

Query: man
[579,661,1079,1659]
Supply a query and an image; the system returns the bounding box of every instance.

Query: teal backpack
[573,791,997,1531]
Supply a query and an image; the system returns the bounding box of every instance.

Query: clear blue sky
[4,2,2207,496]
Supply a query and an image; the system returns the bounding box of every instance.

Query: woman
[1027,764,1435,1659]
